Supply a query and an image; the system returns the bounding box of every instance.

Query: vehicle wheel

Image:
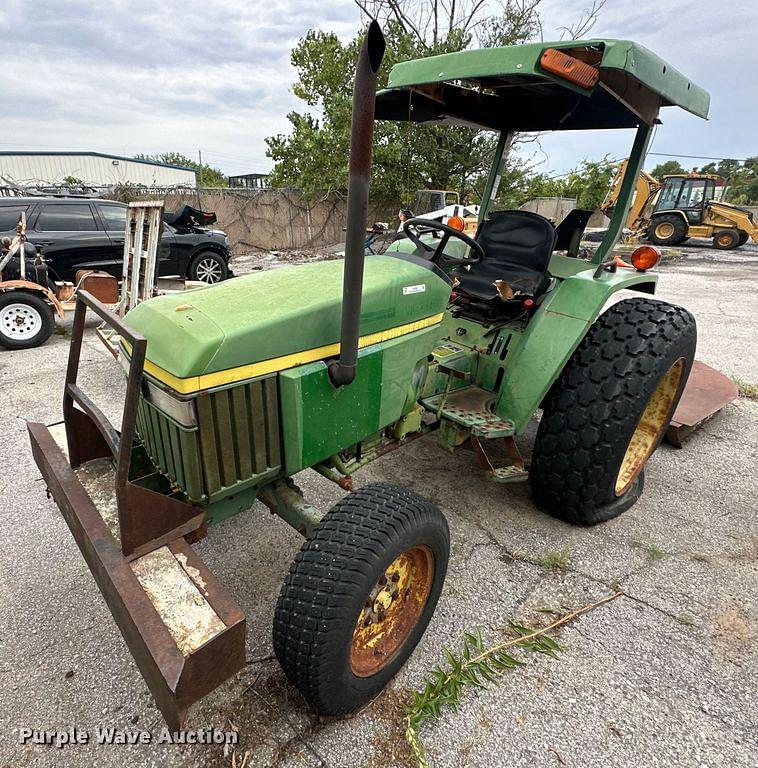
[737,231,749,246]
[647,215,687,246]
[188,251,228,283]
[0,291,54,350]
[273,483,449,715]
[531,298,696,525]
[712,230,740,250]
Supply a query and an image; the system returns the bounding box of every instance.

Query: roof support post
[592,122,655,264]
[478,131,512,225]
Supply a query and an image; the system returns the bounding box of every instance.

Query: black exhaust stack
[328,20,386,387]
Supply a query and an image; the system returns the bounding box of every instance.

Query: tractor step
[422,385,515,437]
[422,386,527,481]
[27,421,246,730]
[667,360,738,447]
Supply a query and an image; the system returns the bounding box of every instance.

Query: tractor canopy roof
[376,39,709,131]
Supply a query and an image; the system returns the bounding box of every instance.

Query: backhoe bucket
[28,292,246,728]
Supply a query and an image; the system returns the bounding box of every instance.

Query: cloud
[1,0,360,173]
[2,0,754,177]
[531,0,758,172]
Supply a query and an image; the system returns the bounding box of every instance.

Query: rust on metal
[0,279,66,318]
[28,421,246,729]
[667,360,738,447]
[471,434,529,483]
[62,291,205,557]
[329,20,386,386]
[27,290,247,727]
[350,545,434,678]
[131,547,226,657]
[616,357,685,494]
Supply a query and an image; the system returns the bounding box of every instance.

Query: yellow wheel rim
[717,233,732,247]
[655,221,675,239]
[350,546,434,677]
[615,358,685,495]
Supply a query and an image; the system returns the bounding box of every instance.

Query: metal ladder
[97,201,163,356]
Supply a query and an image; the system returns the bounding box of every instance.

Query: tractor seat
[452,210,557,301]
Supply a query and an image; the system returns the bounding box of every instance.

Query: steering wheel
[402,217,484,265]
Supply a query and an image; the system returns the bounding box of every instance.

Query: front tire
[188,251,228,283]
[531,298,696,525]
[273,483,449,715]
[0,292,54,350]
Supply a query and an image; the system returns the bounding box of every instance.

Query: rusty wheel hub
[350,545,434,677]
[616,357,684,495]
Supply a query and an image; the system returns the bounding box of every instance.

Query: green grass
[538,549,572,569]
[631,539,667,561]
[731,378,758,400]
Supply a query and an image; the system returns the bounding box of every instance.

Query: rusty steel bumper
[27,292,246,728]
[29,423,245,729]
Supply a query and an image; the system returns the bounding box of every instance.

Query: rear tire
[0,291,54,350]
[273,483,449,715]
[531,298,696,525]
[647,215,687,246]
[188,251,228,283]
[737,230,749,247]
[712,230,740,250]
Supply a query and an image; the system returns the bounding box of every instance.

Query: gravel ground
[0,241,756,768]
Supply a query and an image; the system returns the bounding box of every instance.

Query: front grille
[136,375,282,504]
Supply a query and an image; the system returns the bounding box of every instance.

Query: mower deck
[27,421,246,729]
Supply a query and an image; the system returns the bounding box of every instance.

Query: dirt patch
[230,248,337,276]
[710,602,753,660]
[196,664,323,768]
[359,689,416,768]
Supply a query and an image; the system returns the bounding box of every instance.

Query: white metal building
[0,152,196,188]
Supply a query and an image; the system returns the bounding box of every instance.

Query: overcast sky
[2,0,755,179]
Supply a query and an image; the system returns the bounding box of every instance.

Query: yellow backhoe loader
[602,158,758,249]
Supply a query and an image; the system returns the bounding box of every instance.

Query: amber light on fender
[540,48,600,89]
[630,245,662,271]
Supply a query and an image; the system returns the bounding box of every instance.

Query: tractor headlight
[143,380,197,428]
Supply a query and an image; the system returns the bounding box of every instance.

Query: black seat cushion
[452,210,556,301]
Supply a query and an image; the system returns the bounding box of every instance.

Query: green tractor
[29,24,709,728]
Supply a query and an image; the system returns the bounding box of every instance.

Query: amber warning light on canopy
[540,48,600,89]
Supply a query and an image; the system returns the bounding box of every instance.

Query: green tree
[134,152,227,187]
[265,21,512,203]
[266,0,604,204]
[650,160,686,178]
[495,156,617,210]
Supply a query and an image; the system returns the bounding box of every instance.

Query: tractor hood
[123,255,451,394]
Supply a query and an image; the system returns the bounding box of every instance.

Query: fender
[0,280,66,319]
[494,255,657,433]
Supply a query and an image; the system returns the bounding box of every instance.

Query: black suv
[0,198,233,284]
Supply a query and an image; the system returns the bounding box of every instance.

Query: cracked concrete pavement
[0,242,756,768]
